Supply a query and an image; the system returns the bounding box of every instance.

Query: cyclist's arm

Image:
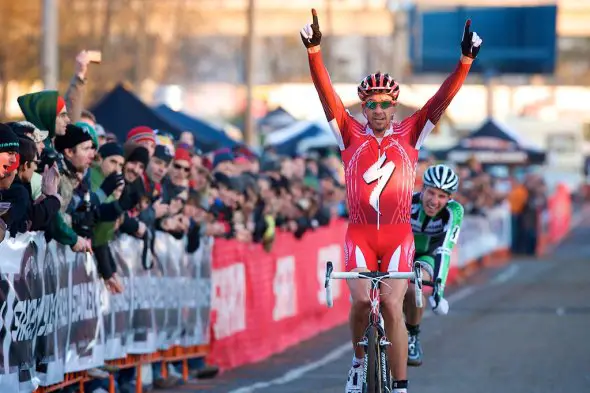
[433,200,464,297]
[307,46,351,150]
[404,57,473,149]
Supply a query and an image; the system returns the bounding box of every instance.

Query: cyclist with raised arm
[404,164,463,367]
[301,9,481,393]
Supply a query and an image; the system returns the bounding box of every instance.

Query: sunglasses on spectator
[365,100,395,110]
[173,163,190,172]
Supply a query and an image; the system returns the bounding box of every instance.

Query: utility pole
[244,0,256,146]
[42,0,59,90]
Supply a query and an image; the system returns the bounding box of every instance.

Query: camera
[35,147,65,174]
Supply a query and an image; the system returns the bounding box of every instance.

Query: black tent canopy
[91,84,183,142]
[437,118,545,165]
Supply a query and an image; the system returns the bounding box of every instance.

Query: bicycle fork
[358,321,392,392]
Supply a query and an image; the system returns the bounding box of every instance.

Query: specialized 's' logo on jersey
[363,153,395,214]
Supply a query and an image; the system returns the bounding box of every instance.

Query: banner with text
[208,220,349,371]
[0,231,213,392]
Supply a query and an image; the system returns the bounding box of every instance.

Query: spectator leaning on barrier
[88,142,127,291]
[50,123,95,253]
[138,144,173,230]
[0,125,21,235]
[7,136,62,237]
[162,147,191,203]
[116,143,150,247]
[7,121,50,201]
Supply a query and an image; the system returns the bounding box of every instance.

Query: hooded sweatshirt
[18,91,78,246]
[17,91,59,143]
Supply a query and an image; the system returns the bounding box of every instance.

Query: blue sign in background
[408,5,558,75]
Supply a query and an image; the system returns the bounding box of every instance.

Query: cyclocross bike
[325,261,425,393]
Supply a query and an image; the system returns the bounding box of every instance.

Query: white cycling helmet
[423,164,459,193]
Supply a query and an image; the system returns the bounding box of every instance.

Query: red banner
[209,220,350,371]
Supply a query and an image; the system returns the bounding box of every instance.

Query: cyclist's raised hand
[300,8,322,48]
[460,19,483,59]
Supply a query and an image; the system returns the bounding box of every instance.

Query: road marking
[490,264,520,285]
[556,307,566,316]
[227,342,351,393]
[227,284,478,393]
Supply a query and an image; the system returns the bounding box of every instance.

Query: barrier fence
[0,185,573,392]
[0,231,212,393]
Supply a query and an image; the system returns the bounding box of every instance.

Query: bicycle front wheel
[364,325,381,393]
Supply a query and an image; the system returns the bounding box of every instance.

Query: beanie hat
[54,124,93,153]
[154,145,173,164]
[174,148,191,163]
[94,123,106,137]
[213,148,234,168]
[98,142,124,159]
[0,124,20,154]
[125,145,149,168]
[6,121,49,143]
[127,126,155,145]
[56,96,66,115]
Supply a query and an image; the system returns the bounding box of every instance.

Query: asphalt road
[170,221,590,393]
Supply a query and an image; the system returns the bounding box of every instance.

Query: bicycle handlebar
[324,261,417,308]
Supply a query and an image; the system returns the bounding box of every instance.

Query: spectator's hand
[100,172,125,197]
[177,215,190,233]
[153,199,169,218]
[300,9,322,49]
[112,183,124,200]
[161,216,177,232]
[71,236,87,252]
[287,220,298,233]
[212,222,227,236]
[236,227,252,243]
[75,50,91,80]
[135,221,147,238]
[170,197,184,215]
[105,274,124,294]
[42,164,61,196]
[85,238,93,253]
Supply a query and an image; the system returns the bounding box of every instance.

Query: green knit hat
[76,121,98,148]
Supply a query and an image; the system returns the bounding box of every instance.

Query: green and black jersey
[411,192,464,297]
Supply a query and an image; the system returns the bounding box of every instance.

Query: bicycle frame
[325,262,423,393]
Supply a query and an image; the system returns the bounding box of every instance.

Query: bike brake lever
[325,261,333,288]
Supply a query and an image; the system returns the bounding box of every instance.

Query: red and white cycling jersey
[308,49,471,227]
[308,49,471,272]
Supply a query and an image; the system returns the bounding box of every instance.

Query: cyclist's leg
[344,225,378,392]
[404,257,434,326]
[378,225,414,390]
[403,257,434,366]
[345,225,378,360]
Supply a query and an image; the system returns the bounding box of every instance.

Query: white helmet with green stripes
[423,164,459,193]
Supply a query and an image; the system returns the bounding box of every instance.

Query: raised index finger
[312,8,319,27]
[464,19,471,36]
